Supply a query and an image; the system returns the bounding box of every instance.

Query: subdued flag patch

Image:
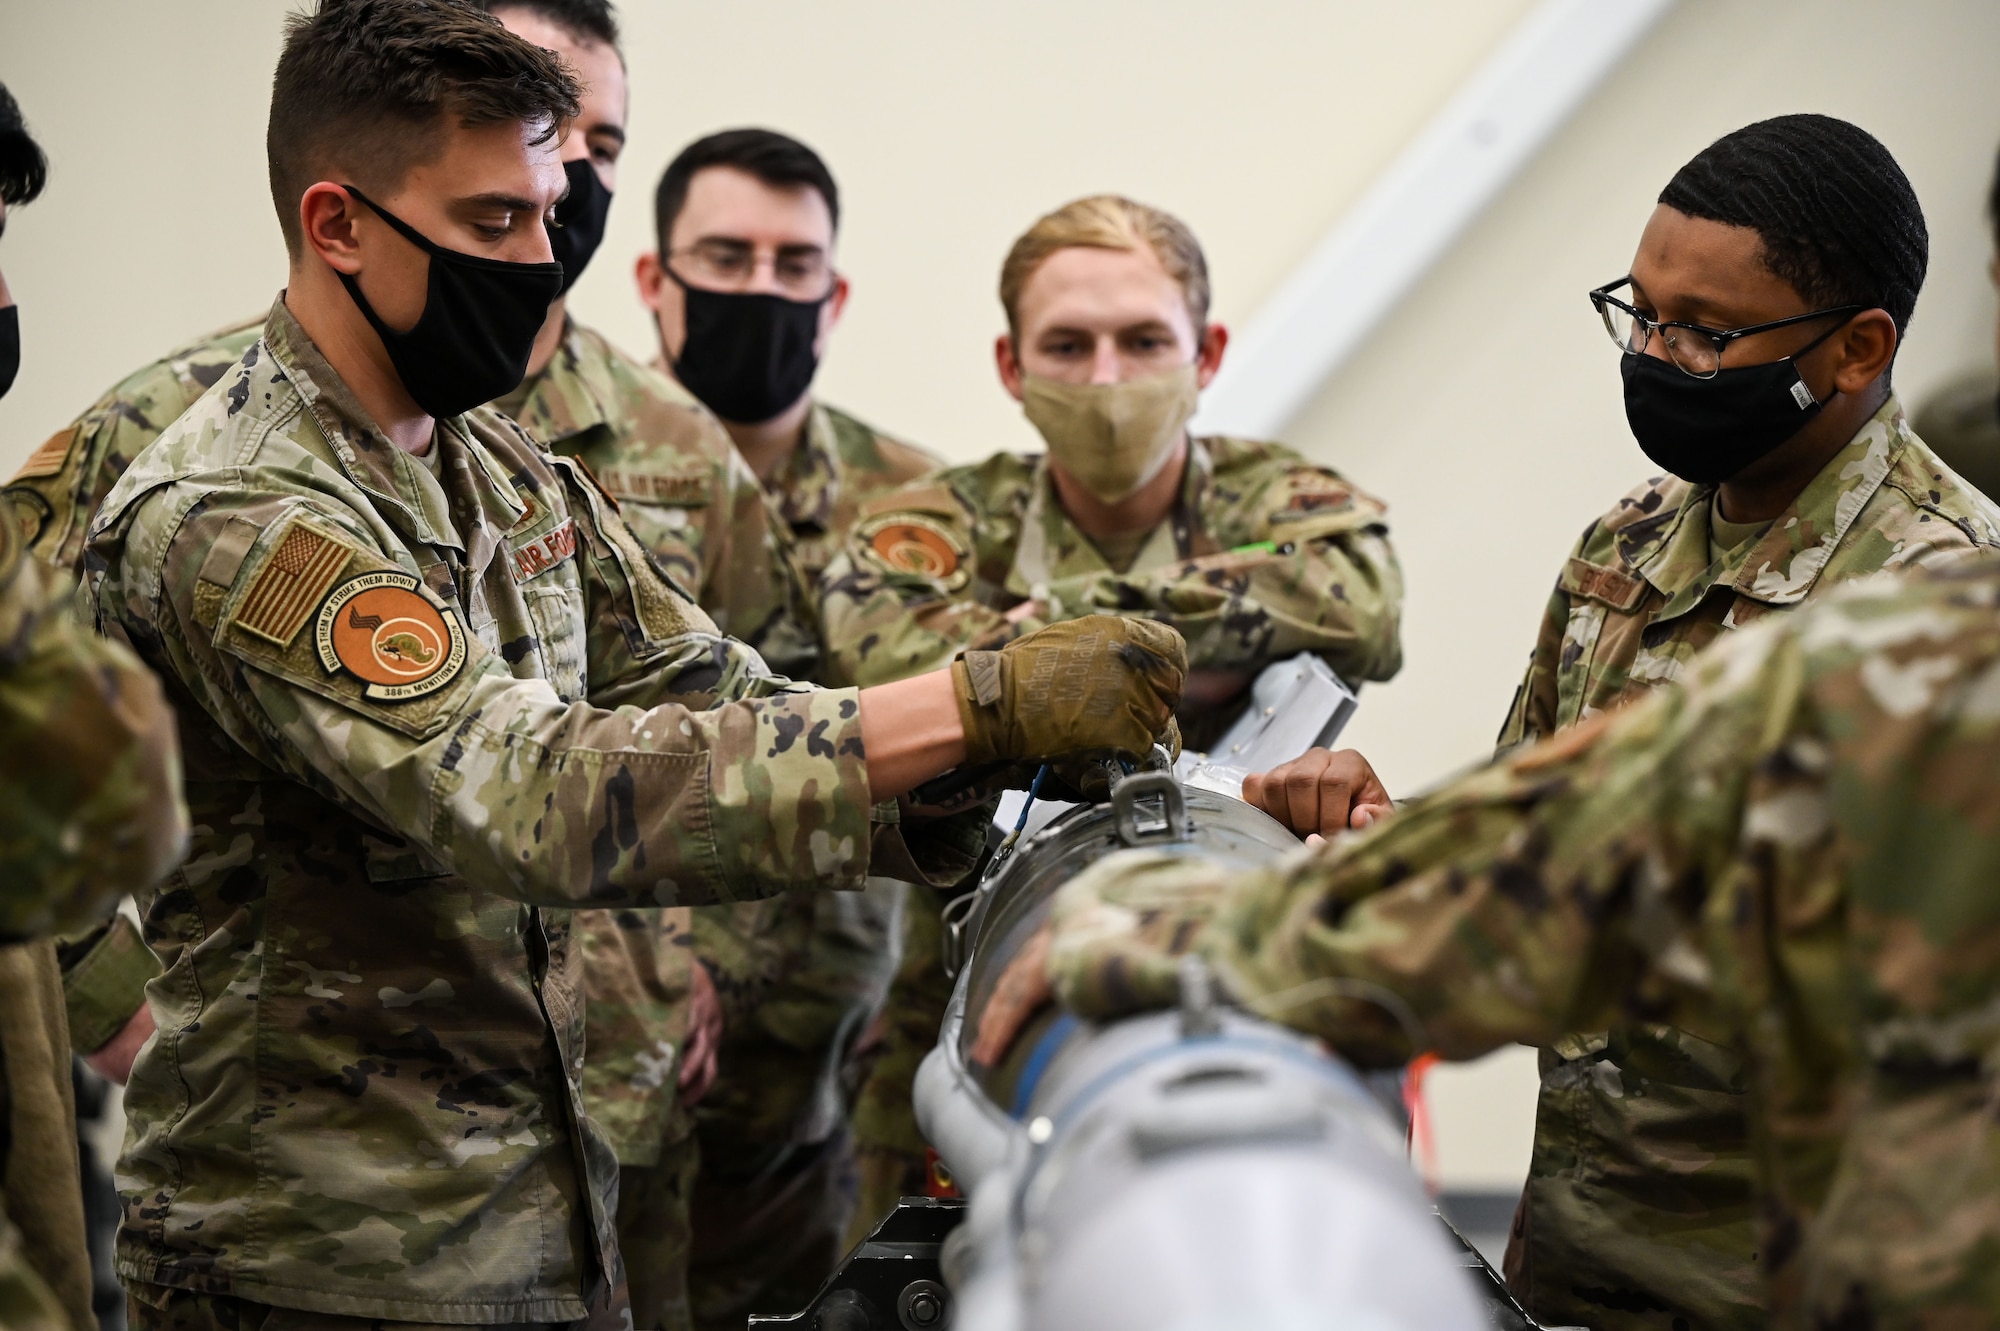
[10,429,75,481]
[238,524,354,646]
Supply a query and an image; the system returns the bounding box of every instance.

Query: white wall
[3,0,1997,1193]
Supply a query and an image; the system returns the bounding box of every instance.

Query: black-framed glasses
[1589,277,1864,379]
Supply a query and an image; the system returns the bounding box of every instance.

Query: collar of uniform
[770,400,842,533]
[1637,394,1908,619]
[506,318,619,453]
[1004,435,1211,596]
[261,296,467,553]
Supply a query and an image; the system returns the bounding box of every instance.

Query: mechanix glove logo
[314,571,467,701]
[858,512,970,590]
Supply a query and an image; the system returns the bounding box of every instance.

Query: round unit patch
[858,513,969,591]
[314,570,468,701]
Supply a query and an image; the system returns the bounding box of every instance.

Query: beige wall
[3,0,1998,1192]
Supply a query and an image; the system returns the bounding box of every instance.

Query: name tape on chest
[314,570,468,701]
[857,512,970,590]
[511,517,579,584]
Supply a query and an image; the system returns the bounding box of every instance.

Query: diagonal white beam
[1192,0,1678,439]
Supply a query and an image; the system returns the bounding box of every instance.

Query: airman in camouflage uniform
[81,298,1019,1326]
[1033,547,2000,1328]
[683,395,942,1296]
[820,436,1403,699]
[1487,397,2000,1328]
[819,433,1401,1239]
[0,503,187,1331]
[5,320,262,1063]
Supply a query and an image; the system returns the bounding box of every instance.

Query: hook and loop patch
[314,570,467,701]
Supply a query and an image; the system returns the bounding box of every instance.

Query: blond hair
[998,194,1211,336]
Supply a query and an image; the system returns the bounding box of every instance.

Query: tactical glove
[950,616,1185,765]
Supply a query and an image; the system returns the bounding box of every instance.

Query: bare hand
[84,1003,155,1086]
[968,925,1053,1068]
[1243,748,1393,840]
[1003,599,1042,626]
[677,961,722,1105]
[1182,668,1255,710]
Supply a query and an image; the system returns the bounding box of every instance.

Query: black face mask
[666,268,826,424]
[0,305,17,400]
[549,158,612,296]
[1621,342,1835,486]
[337,185,562,419]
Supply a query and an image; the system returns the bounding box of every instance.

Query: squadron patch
[314,570,467,701]
[858,513,969,590]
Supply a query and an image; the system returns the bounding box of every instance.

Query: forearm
[858,670,968,802]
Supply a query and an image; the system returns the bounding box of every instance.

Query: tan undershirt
[1087,526,1152,575]
[1708,497,1771,564]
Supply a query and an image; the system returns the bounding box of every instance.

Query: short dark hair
[653,128,839,252]
[267,0,582,255]
[473,0,619,51]
[0,82,49,208]
[1659,113,1928,336]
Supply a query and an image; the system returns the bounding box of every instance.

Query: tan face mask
[1020,363,1199,504]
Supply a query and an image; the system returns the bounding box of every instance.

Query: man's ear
[1194,323,1230,390]
[300,183,364,275]
[995,332,1025,403]
[1830,308,1897,398]
[633,250,665,312]
[814,273,851,354]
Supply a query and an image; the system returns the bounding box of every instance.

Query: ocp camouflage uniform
[818,435,1404,699]
[5,318,262,1060]
[0,504,186,1331]
[85,298,979,1326]
[1047,548,2000,1329]
[1490,396,2000,1330]
[1912,366,2000,503]
[685,400,941,1329]
[504,322,826,1331]
[819,433,1401,1247]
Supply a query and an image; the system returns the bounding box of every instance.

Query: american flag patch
[236,524,354,646]
[10,429,75,481]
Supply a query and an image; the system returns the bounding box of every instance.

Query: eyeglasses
[667,239,834,301]
[1589,277,1864,379]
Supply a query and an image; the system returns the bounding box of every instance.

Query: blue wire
[1012,763,1051,835]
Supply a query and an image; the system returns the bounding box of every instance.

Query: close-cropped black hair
[653,128,839,251]
[1659,113,1927,336]
[473,0,619,51]
[0,82,49,208]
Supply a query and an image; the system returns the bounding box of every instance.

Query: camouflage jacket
[84,298,966,1322]
[7,318,262,576]
[0,506,186,943]
[1048,550,2000,1328]
[817,436,1404,695]
[1497,397,2000,748]
[1912,366,2000,506]
[687,400,937,1160]
[1480,399,2000,1328]
[770,400,940,585]
[502,322,818,680]
[6,320,263,1052]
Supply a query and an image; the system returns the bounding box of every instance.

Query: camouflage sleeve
[1493,578,1571,753]
[578,905,696,1166]
[818,489,1005,688]
[56,913,161,1053]
[0,517,187,941]
[1037,522,1404,682]
[94,487,876,910]
[1050,609,1822,1067]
